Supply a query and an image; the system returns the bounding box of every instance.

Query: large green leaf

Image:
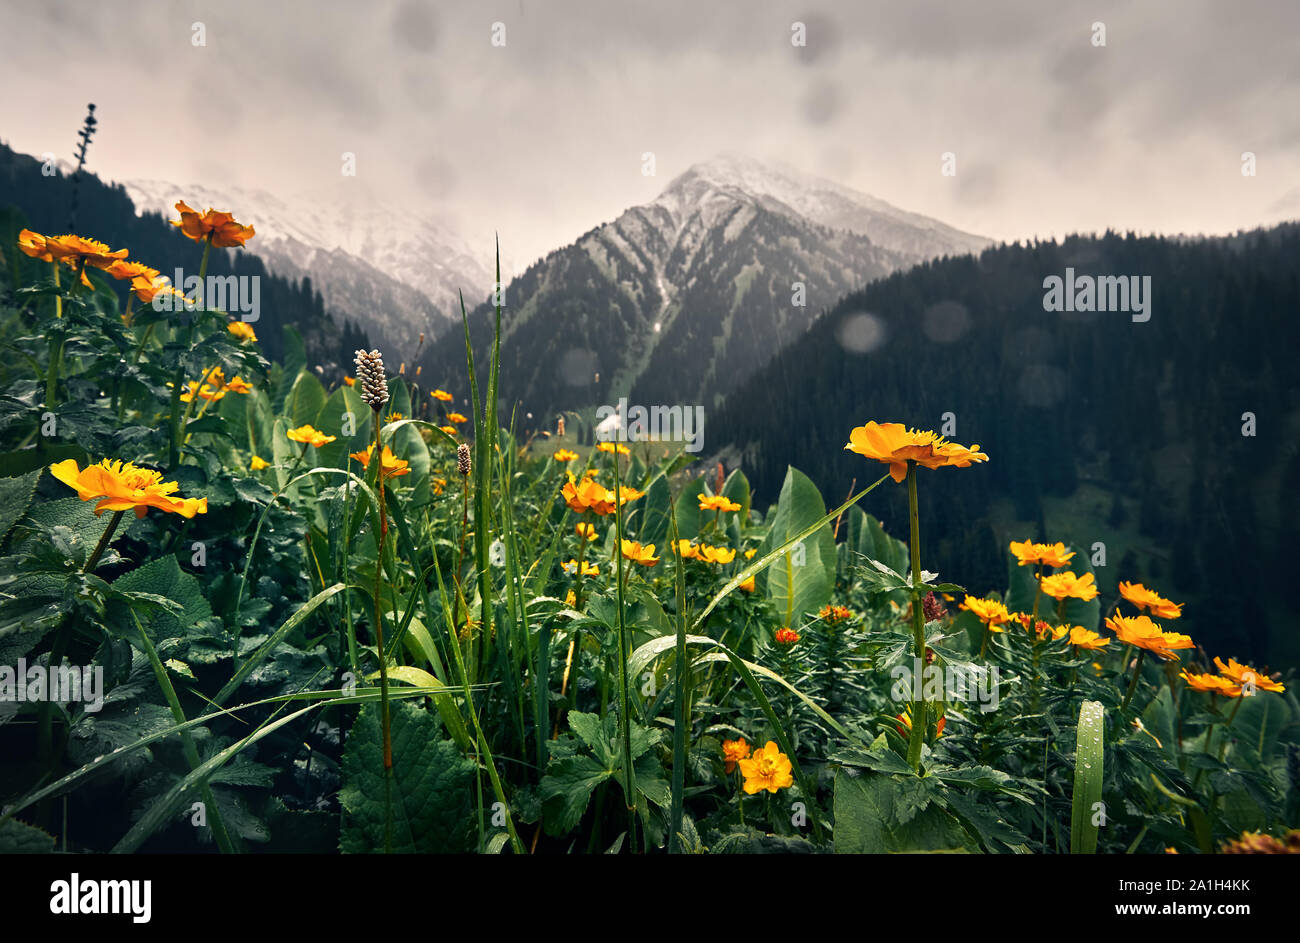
[0,469,41,547]
[833,766,974,853]
[112,555,212,641]
[761,467,835,624]
[339,701,475,853]
[1069,699,1105,854]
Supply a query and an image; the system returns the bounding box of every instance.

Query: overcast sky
[3,0,1297,267]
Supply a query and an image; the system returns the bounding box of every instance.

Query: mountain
[423,154,990,424]
[122,179,494,351]
[710,224,1300,666]
[0,141,366,372]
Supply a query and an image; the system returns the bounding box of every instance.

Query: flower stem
[612,454,638,850]
[1121,648,1146,713]
[905,462,927,770]
[370,414,394,852]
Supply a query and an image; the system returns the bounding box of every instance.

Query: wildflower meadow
[0,199,1294,864]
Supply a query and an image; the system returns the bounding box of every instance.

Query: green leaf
[1069,699,1105,854]
[538,754,612,836]
[339,701,476,853]
[0,818,55,853]
[112,555,212,642]
[833,768,974,853]
[0,469,41,547]
[760,467,835,623]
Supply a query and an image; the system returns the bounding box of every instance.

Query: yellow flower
[439,425,458,436]
[49,458,207,519]
[554,449,579,462]
[959,595,1012,630]
[446,412,469,424]
[597,441,630,456]
[349,444,412,480]
[227,320,257,343]
[1118,581,1183,620]
[43,233,130,269]
[739,575,756,592]
[432,389,454,402]
[287,424,337,448]
[385,412,405,423]
[1105,614,1194,661]
[673,539,700,560]
[564,590,577,607]
[343,376,356,387]
[179,380,224,404]
[575,522,599,541]
[249,455,269,471]
[17,229,55,262]
[1213,657,1285,694]
[1180,670,1241,697]
[1037,571,1099,602]
[744,548,757,560]
[737,741,794,794]
[695,544,736,564]
[432,477,447,495]
[621,540,659,566]
[172,201,256,247]
[562,558,599,577]
[1068,626,1111,650]
[130,275,186,305]
[105,259,160,283]
[1009,539,1075,568]
[844,421,988,483]
[722,737,751,774]
[223,375,253,394]
[698,494,741,512]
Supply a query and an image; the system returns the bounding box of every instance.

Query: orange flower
[432,389,454,402]
[774,627,800,646]
[287,424,337,448]
[960,595,1012,630]
[896,710,946,739]
[722,737,751,774]
[737,741,794,794]
[105,259,160,283]
[17,229,54,262]
[130,274,187,305]
[554,449,578,462]
[1009,538,1075,568]
[439,425,458,436]
[49,458,207,519]
[562,558,599,577]
[621,539,660,566]
[562,472,614,516]
[1037,571,1099,602]
[673,539,700,560]
[1068,626,1111,650]
[43,233,129,269]
[171,200,256,247]
[1118,582,1183,620]
[697,544,736,564]
[738,575,756,593]
[349,444,412,480]
[1213,657,1285,694]
[698,493,742,512]
[1180,670,1241,697]
[844,421,988,483]
[343,376,356,387]
[1105,614,1194,661]
[227,321,258,343]
[446,412,469,424]
[597,441,631,456]
[575,522,599,541]
[249,455,270,471]
[819,604,853,624]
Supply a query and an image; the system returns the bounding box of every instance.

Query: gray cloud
[0,0,1296,267]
